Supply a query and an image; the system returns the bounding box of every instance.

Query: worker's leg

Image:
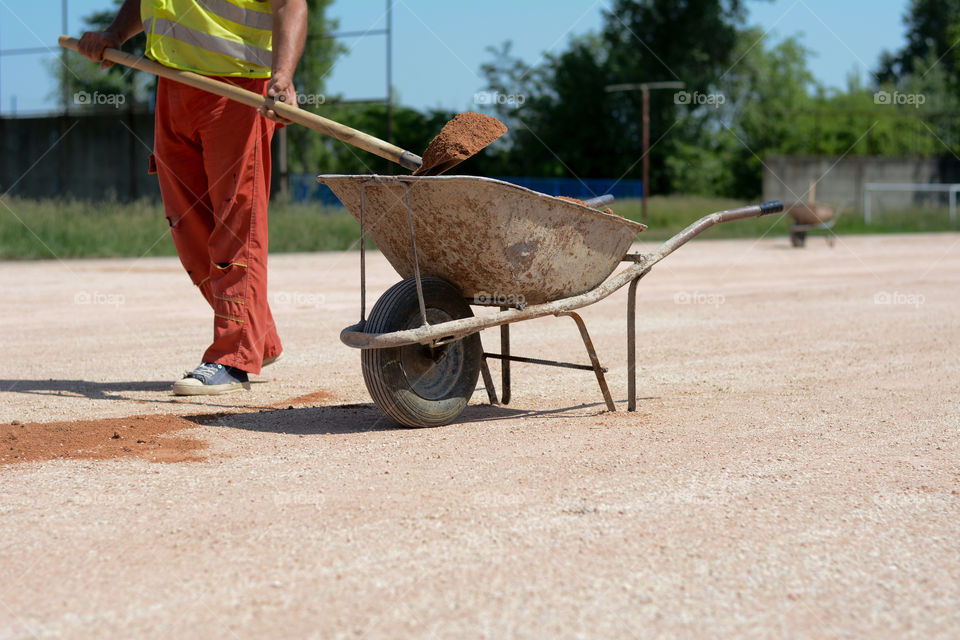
[198,76,281,375]
[153,77,217,307]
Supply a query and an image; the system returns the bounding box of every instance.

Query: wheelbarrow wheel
[361,277,482,428]
[790,229,807,247]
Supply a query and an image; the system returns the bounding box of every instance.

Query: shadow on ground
[0,379,172,399]
[196,400,617,436]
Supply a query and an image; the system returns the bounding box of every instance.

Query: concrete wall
[0,112,160,201]
[763,156,960,211]
[1,113,282,201]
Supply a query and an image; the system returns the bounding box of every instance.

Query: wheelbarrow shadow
[200,403,406,435]
[198,399,628,436]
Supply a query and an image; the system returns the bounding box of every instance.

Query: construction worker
[78,0,307,395]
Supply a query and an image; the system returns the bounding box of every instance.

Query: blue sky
[0,0,908,115]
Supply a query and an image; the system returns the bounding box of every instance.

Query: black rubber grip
[759,200,784,215]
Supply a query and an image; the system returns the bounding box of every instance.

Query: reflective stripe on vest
[197,0,274,30]
[141,0,273,78]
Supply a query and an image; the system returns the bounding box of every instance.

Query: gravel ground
[1,232,958,638]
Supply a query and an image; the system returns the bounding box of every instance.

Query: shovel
[58,35,504,175]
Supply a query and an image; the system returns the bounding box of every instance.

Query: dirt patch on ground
[1,389,336,465]
[1,414,208,465]
[273,390,334,408]
[414,112,507,175]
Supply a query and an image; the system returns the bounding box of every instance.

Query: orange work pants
[153,76,281,375]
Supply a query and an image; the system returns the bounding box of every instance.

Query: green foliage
[877,0,960,83]
[480,1,757,189]
[4,195,953,260]
[285,0,347,174]
[286,102,455,175]
[49,0,960,203]
[55,0,153,112]
[479,2,960,199]
[600,0,751,192]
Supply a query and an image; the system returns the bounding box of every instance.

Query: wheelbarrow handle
[759,200,785,215]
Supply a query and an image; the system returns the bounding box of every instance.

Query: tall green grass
[0,194,956,260]
[0,197,358,260]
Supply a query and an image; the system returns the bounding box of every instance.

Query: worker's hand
[260,74,297,124]
[77,31,121,69]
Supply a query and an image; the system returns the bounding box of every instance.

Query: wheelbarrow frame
[336,180,783,414]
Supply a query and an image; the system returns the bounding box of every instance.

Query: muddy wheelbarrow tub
[319,173,782,428]
[317,175,647,306]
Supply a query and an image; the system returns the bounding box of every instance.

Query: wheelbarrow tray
[786,203,836,225]
[317,175,647,305]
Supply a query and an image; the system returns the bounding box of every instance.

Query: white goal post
[863,183,960,225]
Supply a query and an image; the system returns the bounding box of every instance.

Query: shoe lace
[189,363,221,381]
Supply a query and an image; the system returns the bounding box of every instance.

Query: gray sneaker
[172,363,251,396]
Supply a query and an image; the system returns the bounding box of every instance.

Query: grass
[0,194,956,260]
[618,195,960,242]
[0,197,359,260]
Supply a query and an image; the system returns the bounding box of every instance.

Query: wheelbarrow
[784,181,842,247]
[785,203,838,247]
[319,174,783,427]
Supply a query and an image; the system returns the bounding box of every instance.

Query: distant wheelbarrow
[785,203,838,247]
[784,181,841,247]
[319,174,783,427]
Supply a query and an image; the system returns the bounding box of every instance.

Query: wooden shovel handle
[59,35,423,171]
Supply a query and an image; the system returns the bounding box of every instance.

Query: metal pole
[641,85,650,223]
[385,0,394,173]
[62,0,69,115]
[604,81,683,223]
[864,185,871,225]
[951,186,957,226]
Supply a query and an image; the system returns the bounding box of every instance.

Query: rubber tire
[790,230,807,247]
[361,277,482,428]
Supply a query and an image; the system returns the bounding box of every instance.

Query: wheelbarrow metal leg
[500,309,511,405]
[479,355,499,405]
[626,270,649,411]
[627,275,640,411]
[561,312,615,412]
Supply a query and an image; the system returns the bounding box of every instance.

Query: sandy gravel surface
[1,232,958,638]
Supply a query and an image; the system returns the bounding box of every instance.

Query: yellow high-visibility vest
[141,0,274,78]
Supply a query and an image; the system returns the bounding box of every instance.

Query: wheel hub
[399,308,466,400]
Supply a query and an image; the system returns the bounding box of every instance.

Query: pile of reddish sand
[1,414,208,465]
[414,112,507,175]
[1,391,334,465]
[557,196,616,215]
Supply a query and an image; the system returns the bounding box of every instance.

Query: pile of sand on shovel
[414,112,507,175]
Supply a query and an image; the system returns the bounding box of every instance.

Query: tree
[479,0,760,192]
[284,0,345,174]
[601,0,751,192]
[56,0,152,112]
[877,0,960,84]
